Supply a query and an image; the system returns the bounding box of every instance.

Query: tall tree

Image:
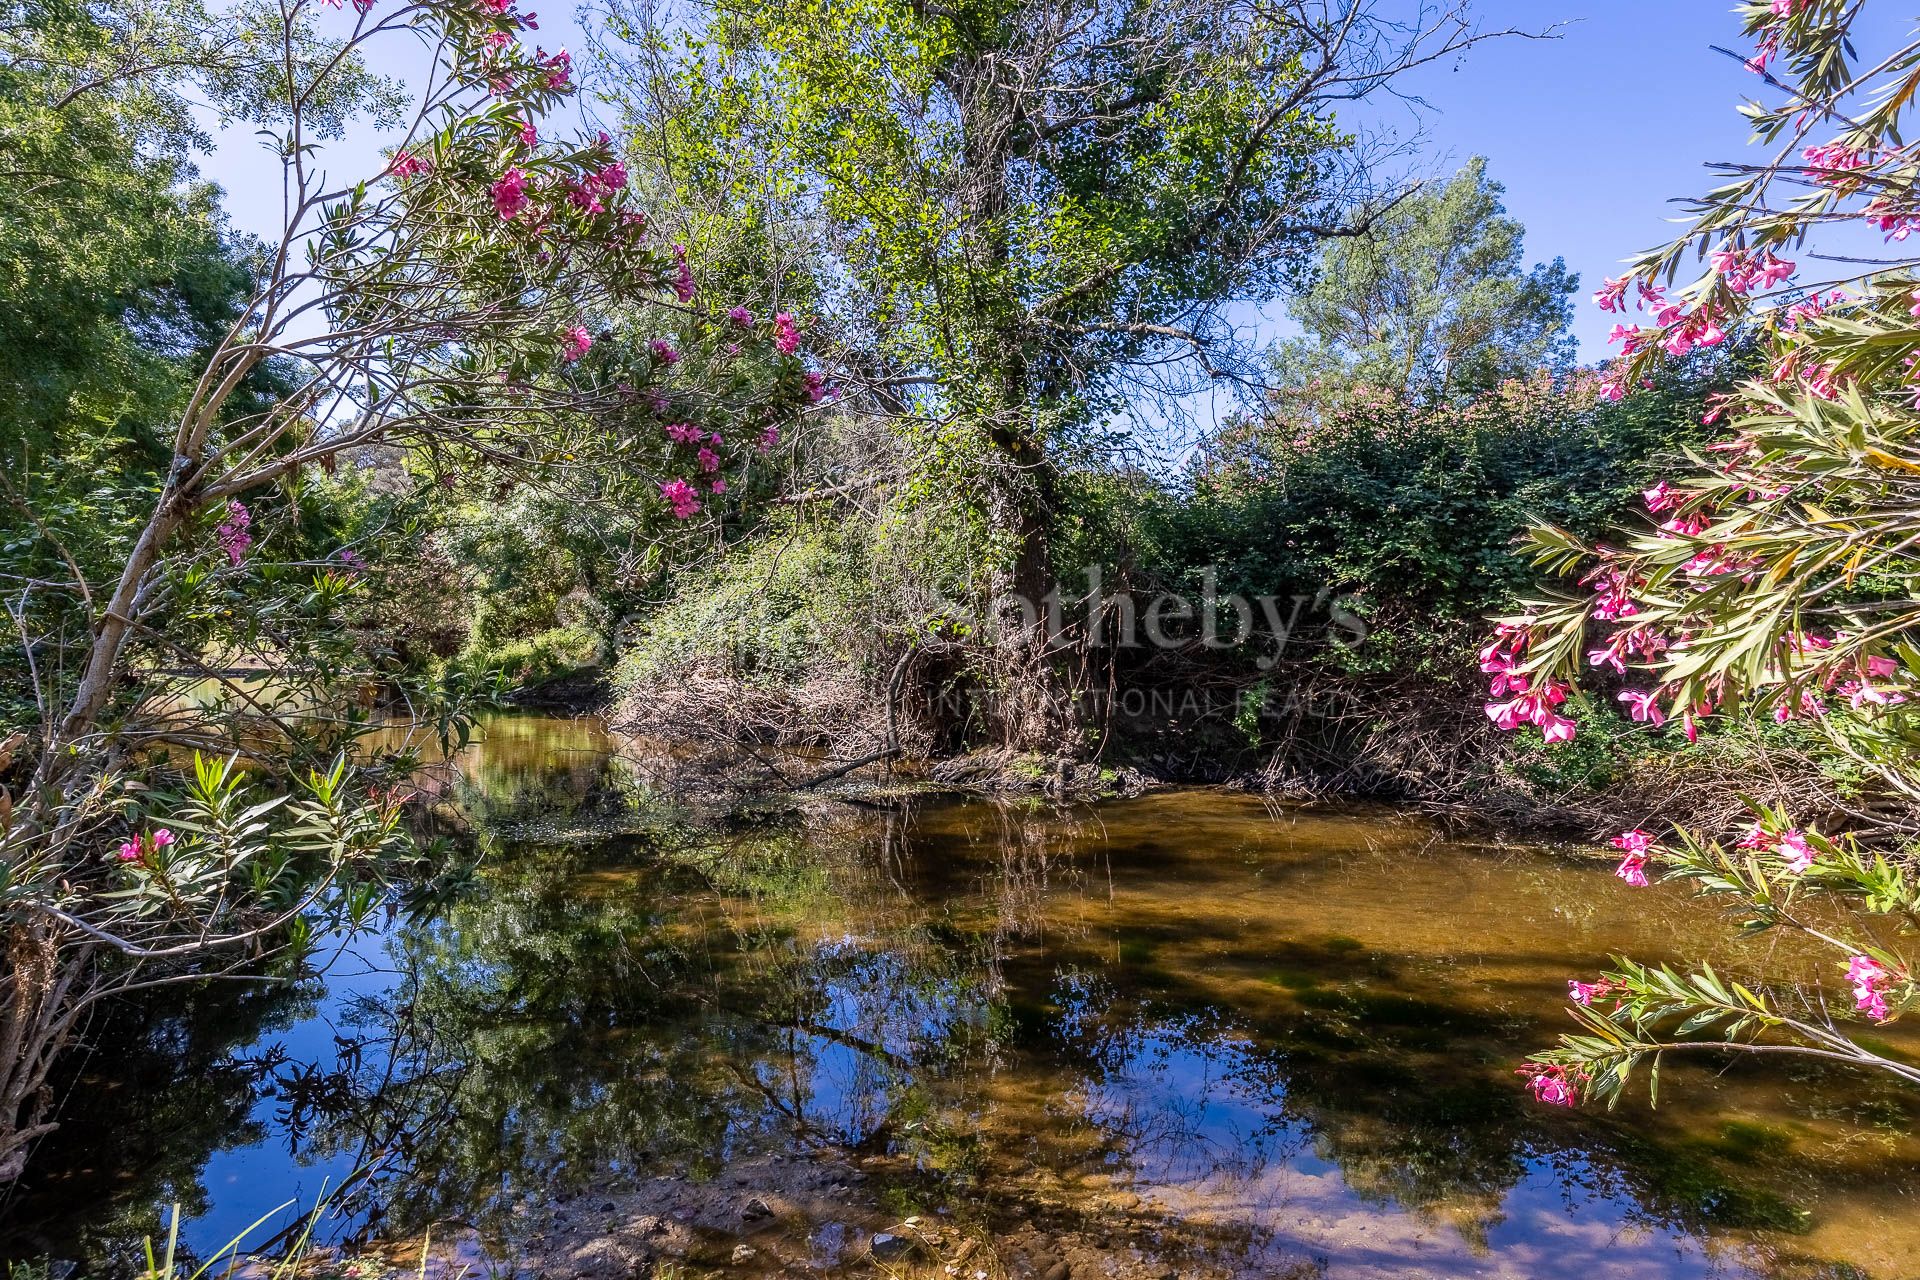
[1277,156,1577,400]
[597,0,1525,748]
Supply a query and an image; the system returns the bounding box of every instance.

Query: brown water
[8,714,1918,1278]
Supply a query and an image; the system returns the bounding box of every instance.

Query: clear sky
[1379,0,1776,358]
[194,1,1884,365]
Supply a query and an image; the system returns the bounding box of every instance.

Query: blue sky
[196,0,1865,365]
[1382,0,1779,357]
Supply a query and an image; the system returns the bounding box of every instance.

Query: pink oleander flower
[560,325,592,362]
[118,828,175,863]
[1611,829,1654,887]
[670,243,696,303]
[1643,481,1678,512]
[389,149,428,179]
[758,425,781,453]
[1587,567,1638,621]
[696,447,720,473]
[1617,689,1666,726]
[537,47,571,90]
[1848,955,1895,1021]
[1593,276,1629,313]
[650,339,680,365]
[1803,143,1870,188]
[566,181,605,215]
[1803,363,1842,401]
[1777,829,1816,874]
[1568,979,1611,1007]
[658,477,702,519]
[727,305,753,328]
[216,501,253,565]
[802,370,830,403]
[1611,828,1654,855]
[1518,1063,1579,1107]
[710,478,726,494]
[665,422,704,445]
[491,168,530,220]
[1840,680,1909,711]
[1540,712,1576,744]
[773,311,800,355]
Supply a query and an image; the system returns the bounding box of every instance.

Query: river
[4,713,1916,1279]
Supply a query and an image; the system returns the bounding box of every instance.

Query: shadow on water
[5,714,1918,1278]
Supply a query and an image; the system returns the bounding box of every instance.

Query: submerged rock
[869,1231,917,1261]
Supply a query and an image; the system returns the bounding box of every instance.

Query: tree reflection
[18,722,1911,1276]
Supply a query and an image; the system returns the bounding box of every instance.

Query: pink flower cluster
[1864,199,1920,242]
[389,149,429,179]
[1610,828,1655,887]
[1585,566,1639,622]
[1848,955,1896,1021]
[1737,823,1816,873]
[537,47,571,90]
[560,325,592,362]
[773,311,800,356]
[1567,977,1614,1007]
[671,244,695,303]
[566,161,627,215]
[216,501,252,565]
[1709,246,1795,296]
[649,339,680,366]
[1803,143,1870,190]
[1517,1062,1580,1107]
[117,828,175,864]
[658,477,703,519]
[1481,623,1577,743]
[492,168,530,220]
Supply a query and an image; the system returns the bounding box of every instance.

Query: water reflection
[7,714,1918,1279]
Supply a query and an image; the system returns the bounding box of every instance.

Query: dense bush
[1144,368,1733,668]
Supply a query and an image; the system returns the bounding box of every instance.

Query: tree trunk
[951,49,1081,755]
[0,924,89,1183]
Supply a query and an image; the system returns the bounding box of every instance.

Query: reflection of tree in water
[0,972,318,1267]
[29,762,1892,1272]
[259,817,1004,1246]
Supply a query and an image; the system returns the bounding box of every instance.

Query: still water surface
[6,714,1918,1278]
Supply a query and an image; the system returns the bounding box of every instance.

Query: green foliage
[1148,369,1724,666]
[615,519,878,693]
[454,624,601,688]
[1495,1,1920,1110]
[1279,157,1578,400]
